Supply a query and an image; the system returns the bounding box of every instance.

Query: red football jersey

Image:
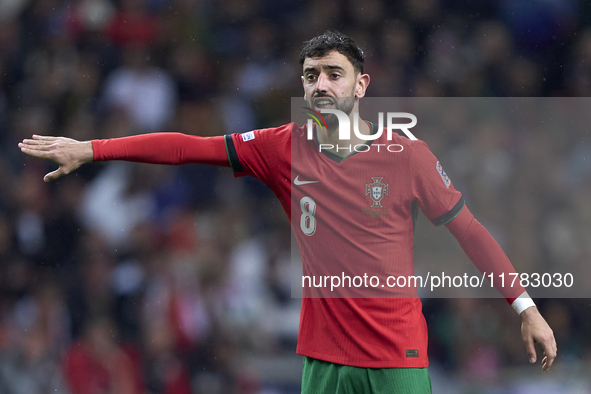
[227,123,464,368]
[91,126,526,367]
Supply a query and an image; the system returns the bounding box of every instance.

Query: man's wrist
[519,305,538,318]
[87,140,96,162]
[512,291,536,315]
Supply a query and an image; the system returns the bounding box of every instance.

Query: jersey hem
[296,348,429,369]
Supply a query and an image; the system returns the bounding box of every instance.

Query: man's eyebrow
[324,65,345,71]
[303,65,346,73]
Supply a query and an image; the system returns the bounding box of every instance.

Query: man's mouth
[313,97,335,109]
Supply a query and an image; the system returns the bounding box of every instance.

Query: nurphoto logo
[303,108,418,153]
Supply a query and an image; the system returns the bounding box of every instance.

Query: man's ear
[355,73,371,98]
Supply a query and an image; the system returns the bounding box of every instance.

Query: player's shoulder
[384,131,430,153]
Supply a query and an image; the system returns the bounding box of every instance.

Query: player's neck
[317,119,371,154]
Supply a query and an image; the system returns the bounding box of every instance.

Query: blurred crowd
[0,0,590,393]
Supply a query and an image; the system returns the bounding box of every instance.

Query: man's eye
[331,74,340,79]
[307,75,317,81]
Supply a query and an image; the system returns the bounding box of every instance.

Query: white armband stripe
[511,291,536,314]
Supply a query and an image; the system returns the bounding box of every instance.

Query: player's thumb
[524,337,536,363]
[44,167,65,182]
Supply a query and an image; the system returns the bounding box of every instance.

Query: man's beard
[307,94,356,130]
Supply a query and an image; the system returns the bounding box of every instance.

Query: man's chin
[322,113,339,129]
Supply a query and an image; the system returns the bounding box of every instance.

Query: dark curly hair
[299,30,365,74]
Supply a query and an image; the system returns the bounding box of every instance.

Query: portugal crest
[366,177,389,208]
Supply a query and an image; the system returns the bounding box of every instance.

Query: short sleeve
[224,124,292,183]
[409,140,464,226]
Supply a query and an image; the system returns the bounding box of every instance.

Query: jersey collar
[314,121,378,163]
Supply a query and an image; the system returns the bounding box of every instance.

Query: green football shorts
[301,357,432,394]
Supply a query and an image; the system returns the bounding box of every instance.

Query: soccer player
[19,31,556,393]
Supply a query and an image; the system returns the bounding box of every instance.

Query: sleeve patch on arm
[225,134,243,173]
[431,196,465,226]
[242,131,255,141]
[436,161,451,188]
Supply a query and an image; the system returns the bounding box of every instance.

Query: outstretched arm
[445,206,557,371]
[19,133,229,182]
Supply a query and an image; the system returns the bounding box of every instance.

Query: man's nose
[315,74,329,93]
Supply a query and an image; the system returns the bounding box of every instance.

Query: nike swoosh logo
[294,176,319,185]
